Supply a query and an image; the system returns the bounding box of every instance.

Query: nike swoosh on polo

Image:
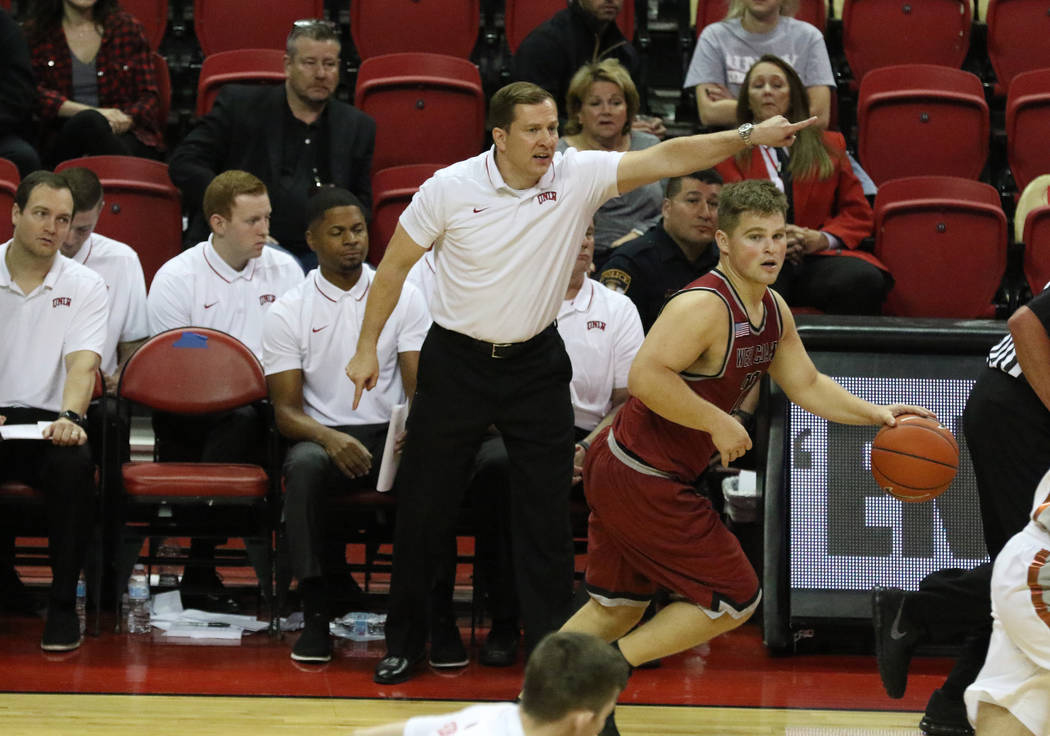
[889,603,909,640]
[472,207,488,213]
[204,301,219,309]
[312,325,328,333]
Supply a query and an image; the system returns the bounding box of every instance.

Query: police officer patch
[600,268,631,294]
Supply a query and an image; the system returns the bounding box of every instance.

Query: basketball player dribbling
[560,180,934,736]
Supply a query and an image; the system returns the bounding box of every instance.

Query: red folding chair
[193,0,324,55]
[842,0,971,84]
[115,328,278,631]
[195,49,286,117]
[121,0,168,51]
[874,176,1007,318]
[350,0,481,60]
[369,164,443,265]
[858,64,988,186]
[1014,174,1050,296]
[505,0,634,54]
[1005,68,1050,196]
[55,156,182,288]
[0,158,17,244]
[986,0,1050,94]
[355,53,485,174]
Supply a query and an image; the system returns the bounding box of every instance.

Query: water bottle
[127,564,151,634]
[75,574,87,635]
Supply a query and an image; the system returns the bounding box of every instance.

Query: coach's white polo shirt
[404,249,436,308]
[404,703,524,736]
[557,277,644,431]
[400,146,622,343]
[69,232,148,375]
[0,241,107,412]
[147,237,303,359]
[262,267,430,427]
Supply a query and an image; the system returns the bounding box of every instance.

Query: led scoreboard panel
[760,317,1007,650]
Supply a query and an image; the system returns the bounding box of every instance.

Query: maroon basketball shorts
[582,427,761,618]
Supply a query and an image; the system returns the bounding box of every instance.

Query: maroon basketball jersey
[612,269,783,481]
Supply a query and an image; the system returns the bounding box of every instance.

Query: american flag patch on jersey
[734,322,751,338]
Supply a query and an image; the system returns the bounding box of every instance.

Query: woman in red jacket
[24,0,162,166]
[717,54,890,314]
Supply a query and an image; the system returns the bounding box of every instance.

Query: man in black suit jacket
[170,20,375,268]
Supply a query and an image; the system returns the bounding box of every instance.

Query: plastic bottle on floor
[75,573,87,635]
[127,564,151,634]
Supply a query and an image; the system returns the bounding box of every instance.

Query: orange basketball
[870,414,959,502]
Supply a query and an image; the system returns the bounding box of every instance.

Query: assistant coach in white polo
[347,81,812,684]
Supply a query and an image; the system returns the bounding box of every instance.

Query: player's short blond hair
[717,180,787,237]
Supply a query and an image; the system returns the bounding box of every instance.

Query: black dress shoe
[479,627,519,667]
[374,651,426,684]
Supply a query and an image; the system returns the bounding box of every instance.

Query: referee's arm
[1010,304,1050,411]
[346,223,426,408]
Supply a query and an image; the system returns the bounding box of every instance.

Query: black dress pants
[0,407,94,607]
[384,323,576,657]
[282,424,387,583]
[773,254,890,315]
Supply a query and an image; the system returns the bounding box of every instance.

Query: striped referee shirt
[987,282,1050,377]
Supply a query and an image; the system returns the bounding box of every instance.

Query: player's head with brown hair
[716,179,787,238]
[519,631,629,731]
[203,171,271,269]
[488,82,556,133]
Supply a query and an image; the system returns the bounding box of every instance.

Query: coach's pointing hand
[751,115,818,148]
[346,348,379,410]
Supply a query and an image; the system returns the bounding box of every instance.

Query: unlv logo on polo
[587,320,606,331]
[259,294,276,305]
[52,297,71,308]
[536,191,557,205]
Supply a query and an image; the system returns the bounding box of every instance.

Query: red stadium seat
[115,328,277,629]
[0,158,17,244]
[505,0,634,54]
[874,177,1007,318]
[858,64,988,186]
[121,0,168,51]
[1005,68,1050,196]
[354,53,485,174]
[369,163,443,265]
[151,52,171,140]
[55,157,182,289]
[1014,174,1050,295]
[195,49,286,117]
[193,0,324,56]
[350,0,481,60]
[986,0,1050,94]
[842,0,971,83]
[695,0,827,36]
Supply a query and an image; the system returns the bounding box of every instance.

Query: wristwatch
[59,410,86,427]
[737,122,755,148]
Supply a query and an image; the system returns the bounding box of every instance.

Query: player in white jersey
[352,631,629,736]
[263,188,429,664]
[146,170,303,606]
[0,171,107,652]
[965,467,1050,736]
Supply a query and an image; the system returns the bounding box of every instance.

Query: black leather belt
[433,322,556,359]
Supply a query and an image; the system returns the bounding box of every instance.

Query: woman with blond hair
[558,59,664,266]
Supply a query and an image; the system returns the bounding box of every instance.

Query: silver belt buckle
[491,342,513,358]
